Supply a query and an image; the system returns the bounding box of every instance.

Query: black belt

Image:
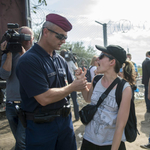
[25,108,62,120]
[25,104,71,123]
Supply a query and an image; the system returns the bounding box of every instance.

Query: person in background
[142,51,150,114]
[126,53,138,78]
[60,49,79,121]
[140,78,150,149]
[126,53,139,93]
[118,68,123,78]
[81,60,87,71]
[148,78,150,100]
[16,13,86,150]
[76,45,132,150]
[140,52,150,149]
[0,26,34,150]
[118,64,136,101]
[89,55,98,81]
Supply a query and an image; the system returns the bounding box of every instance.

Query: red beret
[46,13,72,32]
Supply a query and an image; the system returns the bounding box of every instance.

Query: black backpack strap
[96,77,120,107]
[115,78,127,107]
[93,74,103,89]
[88,66,93,81]
[89,66,94,70]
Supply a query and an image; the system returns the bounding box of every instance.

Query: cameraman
[60,49,79,121]
[0,26,34,150]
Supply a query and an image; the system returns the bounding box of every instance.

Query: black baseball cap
[95,45,127,65]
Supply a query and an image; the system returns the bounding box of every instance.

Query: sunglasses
[99,53,114,60]
[46,28,67,40]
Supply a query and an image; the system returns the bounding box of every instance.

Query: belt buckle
[13,101,21,104]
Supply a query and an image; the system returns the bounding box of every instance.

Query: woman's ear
[110,59,116,66]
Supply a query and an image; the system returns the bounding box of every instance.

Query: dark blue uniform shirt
[16,43,73,112]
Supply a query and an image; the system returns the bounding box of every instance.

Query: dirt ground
[0,99,150,150]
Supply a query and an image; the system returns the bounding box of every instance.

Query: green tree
[61,42,97,67]
[33,29,97,67]
[38,0,47,5]
[60,42,73,50]
[32,0,47,14]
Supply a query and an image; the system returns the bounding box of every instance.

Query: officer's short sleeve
[16,57,49,98]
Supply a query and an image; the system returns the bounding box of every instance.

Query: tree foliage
[32,0,47,14]
[60,42,97,67]
[38,0,47,6]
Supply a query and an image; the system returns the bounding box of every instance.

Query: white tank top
[84,78,130,146]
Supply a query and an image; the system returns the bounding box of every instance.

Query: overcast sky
[31,0,150,65]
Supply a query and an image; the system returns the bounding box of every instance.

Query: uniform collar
[33,43,58,58]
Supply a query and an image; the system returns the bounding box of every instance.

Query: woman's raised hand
[75,67,87,79]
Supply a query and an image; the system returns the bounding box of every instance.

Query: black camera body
[1,23,31,53]
[64,48,77,63]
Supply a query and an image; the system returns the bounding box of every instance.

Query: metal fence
[30,2,150,68]
[29,1,145,101]
[30,2,150,46]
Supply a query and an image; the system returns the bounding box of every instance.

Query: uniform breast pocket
[59,72,67,85]
[47,72,57,87]
[58,68,67,86]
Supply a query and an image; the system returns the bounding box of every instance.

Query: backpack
[85,66,93,82]
[93,75,139,143]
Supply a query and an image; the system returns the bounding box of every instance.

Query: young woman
[76,45,133,150]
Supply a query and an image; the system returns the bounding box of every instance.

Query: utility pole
[95,21,107,47]
[127,47,129,54]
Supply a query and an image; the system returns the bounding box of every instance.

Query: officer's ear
[42,28,49,37]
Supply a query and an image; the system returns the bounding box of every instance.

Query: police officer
[16,13,87,150]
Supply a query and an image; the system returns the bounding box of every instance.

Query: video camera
[64,48,77,63]
[0,23,31,53]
